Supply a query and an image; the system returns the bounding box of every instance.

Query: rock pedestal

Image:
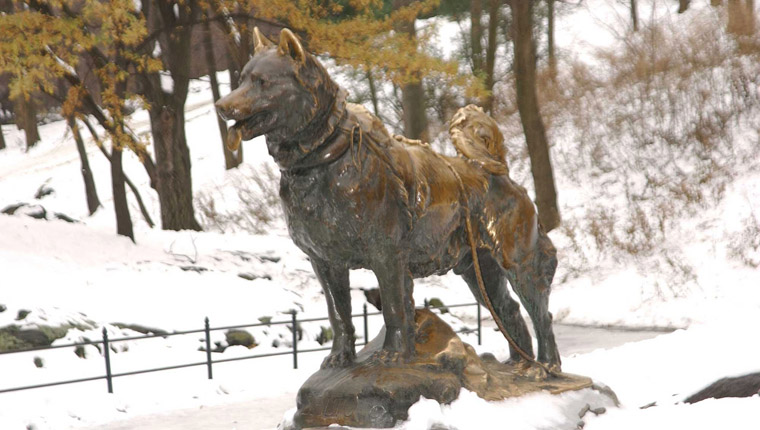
[291,309,596,429]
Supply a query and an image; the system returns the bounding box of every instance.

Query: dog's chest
[278,167,364,261]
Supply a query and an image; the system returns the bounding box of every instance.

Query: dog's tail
[448,105,509,176]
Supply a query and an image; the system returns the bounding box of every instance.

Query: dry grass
[196,164,282,234]
[495,10,760,288]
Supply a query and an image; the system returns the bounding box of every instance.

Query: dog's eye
[251,75,265,86]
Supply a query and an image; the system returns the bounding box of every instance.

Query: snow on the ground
[1,0,759,429]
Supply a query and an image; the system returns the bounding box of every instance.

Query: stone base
[291,309,597,429]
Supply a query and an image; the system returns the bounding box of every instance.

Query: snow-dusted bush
[195,163,282,234]
[502,10,760,291]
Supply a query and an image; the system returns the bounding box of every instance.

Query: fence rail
[0,301,480,395]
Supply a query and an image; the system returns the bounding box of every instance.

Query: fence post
[477,304,482,346]
[102,328,113,394]
[205,317,213,379]
[363,303,369,345]
[292,311,298,369]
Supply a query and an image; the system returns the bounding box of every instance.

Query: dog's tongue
[227,125,242,151]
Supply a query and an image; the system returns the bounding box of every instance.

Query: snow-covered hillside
[1,1,759,429]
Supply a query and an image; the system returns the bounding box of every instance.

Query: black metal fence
[0,301,481,395]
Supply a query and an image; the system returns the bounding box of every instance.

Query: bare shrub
[196,164,282,234]
[502,10,760,289]
[728,210,760,268]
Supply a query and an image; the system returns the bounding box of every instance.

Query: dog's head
[215,28,339,155]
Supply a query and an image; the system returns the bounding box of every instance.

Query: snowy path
[81,393,295,430]
[77,324,667,430]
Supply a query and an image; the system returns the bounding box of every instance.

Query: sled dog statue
[216,28,593,429]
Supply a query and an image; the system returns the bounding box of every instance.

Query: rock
[33,357,44,368]
[316,326,333,345]
[112,323,169,337]
[239,272,272,281]
[0,324,81,352]
[291,310,599,429]
[16,309,31,320]
[1,202,27,215]
[75,345,87,359]
[53,212,78,223]
[225,330,256,348]
[17,205,47,220]
[34,183,55,199]
[0,304,6,313]
[578,403,591,418]
[259,255,281,263]
[684,372,760,404]
[362,287,382,311]
[180,265,208,273]
[427,297,448,314]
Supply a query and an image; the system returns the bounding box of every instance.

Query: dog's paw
[320,350,356,369]
[366,349,409,366]
[511,360,557,381]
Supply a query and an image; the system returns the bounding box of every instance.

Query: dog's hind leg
[311,258,356,368]
[506,230,561,372]
[461,250,534,363]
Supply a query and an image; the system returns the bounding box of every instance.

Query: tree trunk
[367,69,381,117]
[203,13,242,170]
[14,96,40,150]
[748,0,756,33]
[141,0,202,231]
[728,0,754,36]
[471,0,484,73]
[483,0,500,113]
[547,0,557,77]
[110,146,134,241]
[149,105,202,231]
[67,117,101,215]
[82,118,155,228]
[395,11,430,142]
[0,124,5,150]
[631,0,639,32]
[510,0,560,232]
[678,0,691,13]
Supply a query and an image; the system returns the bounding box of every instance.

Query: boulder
[291,310,602,429]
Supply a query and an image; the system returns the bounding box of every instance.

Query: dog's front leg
[311,258,356,368]
[370,255,416,364]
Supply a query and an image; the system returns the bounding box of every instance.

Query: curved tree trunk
[149,105,201,231]
[67,117,101,215]
[111,146,134,242]
[203,12,242,170]
[510,0,561,232]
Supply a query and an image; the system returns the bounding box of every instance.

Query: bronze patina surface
[293,310,592,429]
[215,27,578,427]
[215,27,561,373]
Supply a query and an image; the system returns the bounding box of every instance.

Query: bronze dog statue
[216,28,561,373]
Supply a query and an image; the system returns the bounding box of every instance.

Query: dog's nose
[215,99,232,121]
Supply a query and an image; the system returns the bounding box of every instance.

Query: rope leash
[356,127,558,378]
[435,153,560,378]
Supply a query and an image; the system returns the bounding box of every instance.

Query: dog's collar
[287,90,352,171]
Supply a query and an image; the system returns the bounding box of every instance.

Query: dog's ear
[252,27,273,54]
[278,28,306,64]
